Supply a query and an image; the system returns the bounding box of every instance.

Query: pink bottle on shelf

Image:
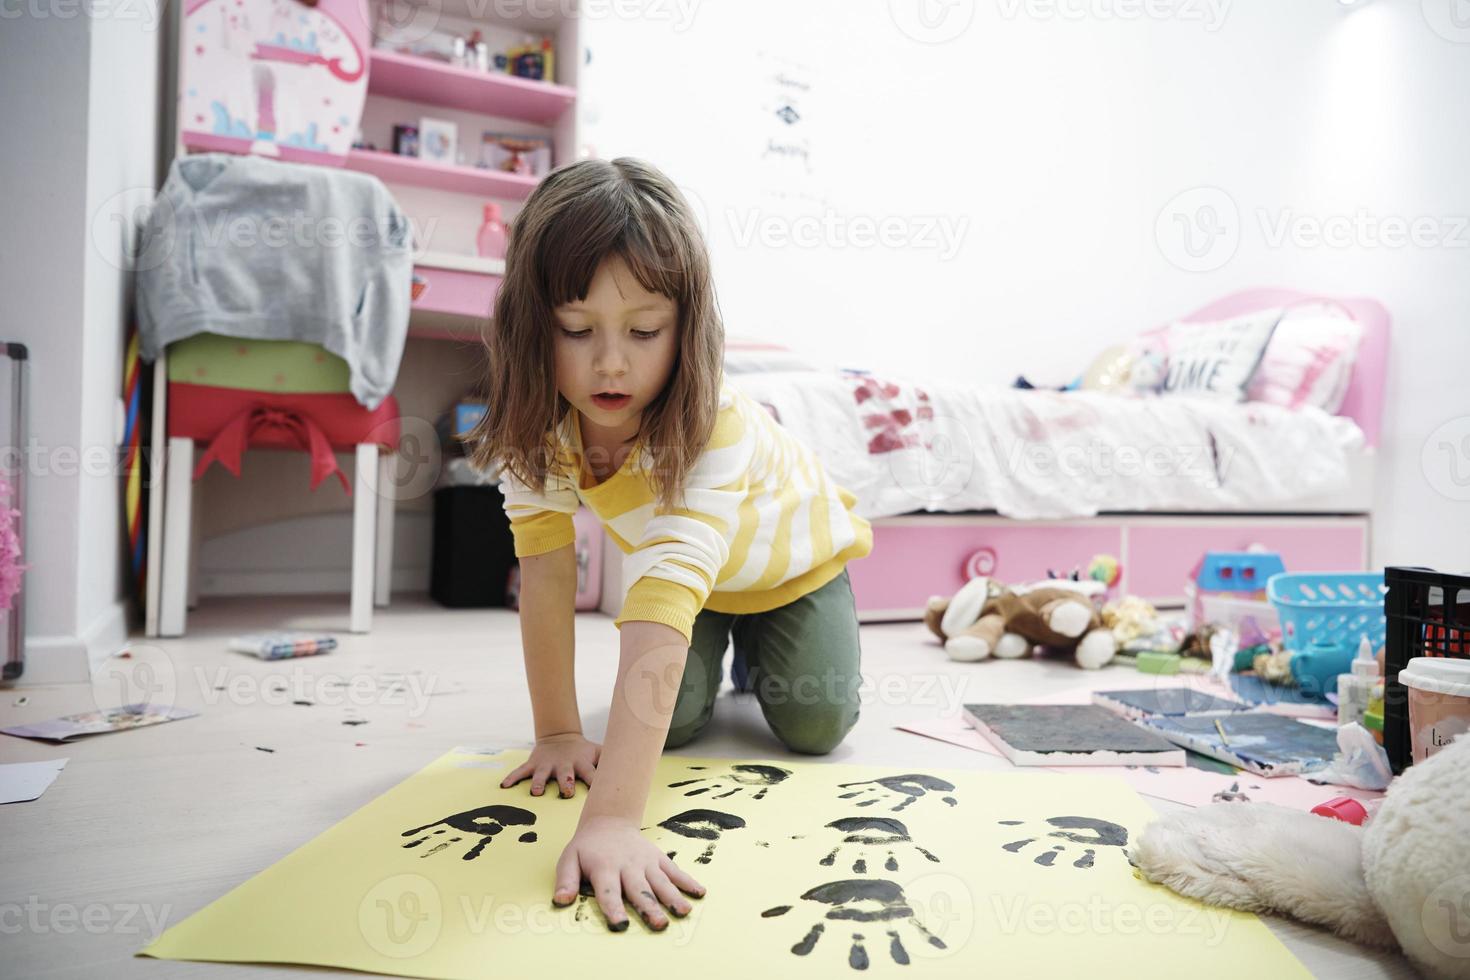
[475,202,508,260]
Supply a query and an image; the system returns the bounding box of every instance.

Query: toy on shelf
[475,203,507,260]
[481,132,551,177]
[505,35,555,82]
[925,576,1117,669]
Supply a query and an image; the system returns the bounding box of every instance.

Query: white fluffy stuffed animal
[1131,735,1470,979]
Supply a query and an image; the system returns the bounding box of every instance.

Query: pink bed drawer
[848,518,1122,620]
[1124,519,1369,602]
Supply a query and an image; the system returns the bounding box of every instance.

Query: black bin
[430,485,516,608]
[1384,565,1470,773]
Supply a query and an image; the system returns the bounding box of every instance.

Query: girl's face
[553,254,679,446]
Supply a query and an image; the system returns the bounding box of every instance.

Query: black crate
[1383,566,1470,773]
[430,485,517,608]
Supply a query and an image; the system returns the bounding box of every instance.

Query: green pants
[664,567,863,755]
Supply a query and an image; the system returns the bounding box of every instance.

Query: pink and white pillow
[1247,303,1363,414]
[1152,309,1284,402]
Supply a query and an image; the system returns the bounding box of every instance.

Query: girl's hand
[500,733,601,798]
[553,814,705,931]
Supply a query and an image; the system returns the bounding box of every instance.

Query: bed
[600,288,1388,622]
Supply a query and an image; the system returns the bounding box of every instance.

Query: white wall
[1,10,165,681]
[578,0,1470,574]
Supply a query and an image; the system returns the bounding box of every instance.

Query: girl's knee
[769,703,858,755]
[664,718,708,750]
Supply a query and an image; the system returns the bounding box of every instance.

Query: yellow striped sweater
[500,382,873,642]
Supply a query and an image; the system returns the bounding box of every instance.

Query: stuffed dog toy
[925,576,1117,669]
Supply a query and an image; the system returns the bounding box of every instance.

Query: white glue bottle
[1336,635,1379,727]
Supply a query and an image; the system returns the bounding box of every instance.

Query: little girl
[466,157,872,934]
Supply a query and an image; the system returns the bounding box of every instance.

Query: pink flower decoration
[0,476,26,615]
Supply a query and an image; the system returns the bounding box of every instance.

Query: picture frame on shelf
[392,124,419,157]
[418,117,458,164]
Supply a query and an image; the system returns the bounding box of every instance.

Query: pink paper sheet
[897,680,1383,812]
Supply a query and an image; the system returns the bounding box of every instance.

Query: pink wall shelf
[344,148,540,199]
[367,49,576,125]
[412,263,501,320]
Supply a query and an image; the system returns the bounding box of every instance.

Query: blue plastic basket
[1267,572,1387,653]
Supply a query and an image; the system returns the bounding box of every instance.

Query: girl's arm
[518,545,581,737]
[581,620,686,822]
[498,544,599,798]
[552,619,706,930]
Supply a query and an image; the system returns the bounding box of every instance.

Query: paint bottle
[1336,635,1379,727]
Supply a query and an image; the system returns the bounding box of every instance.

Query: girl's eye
[632,329,662,340]
[559,328,591,340]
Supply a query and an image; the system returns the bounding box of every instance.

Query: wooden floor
[0,593,1409,978]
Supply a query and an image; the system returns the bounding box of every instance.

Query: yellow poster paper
[141,747,1309,978]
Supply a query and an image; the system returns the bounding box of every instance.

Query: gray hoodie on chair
[136,153,413,410]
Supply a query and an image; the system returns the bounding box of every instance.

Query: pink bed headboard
[1176,288,1390,448]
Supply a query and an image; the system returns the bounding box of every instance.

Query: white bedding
[728,370,1367,521]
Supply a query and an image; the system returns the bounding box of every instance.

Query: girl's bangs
[537,190,690,312]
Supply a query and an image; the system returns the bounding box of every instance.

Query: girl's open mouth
[592,393,632,410]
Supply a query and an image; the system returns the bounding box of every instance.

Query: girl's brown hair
[465,157,724,511]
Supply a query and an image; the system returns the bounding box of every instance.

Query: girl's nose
[595,343,629,377]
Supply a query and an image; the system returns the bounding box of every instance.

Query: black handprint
[667,763,792,801]
[819,817,941,874]
[761,879,947,969]
[401,804,538,860]
[836,773,958,813]
[644,808,747,864]
[998,815,1128,869]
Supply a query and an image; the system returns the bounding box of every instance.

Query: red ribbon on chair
[193,405,352,494]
